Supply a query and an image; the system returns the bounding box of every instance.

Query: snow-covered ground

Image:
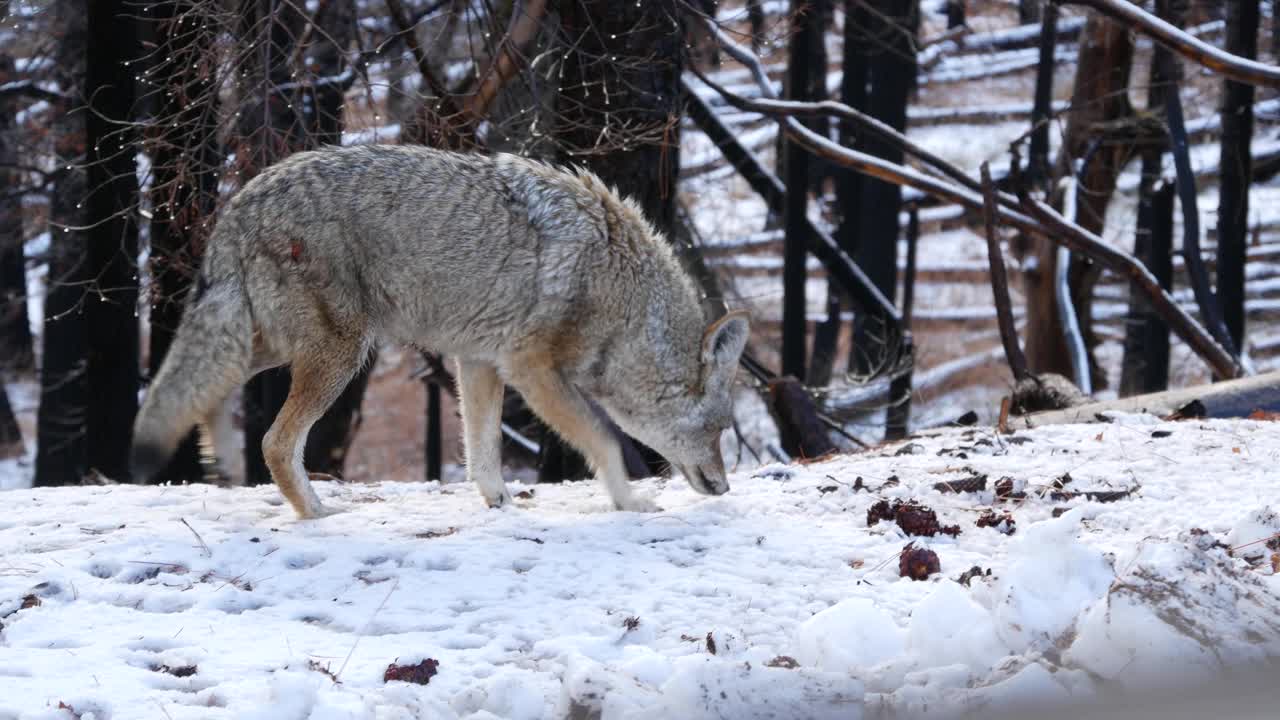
[3,415,1278,720]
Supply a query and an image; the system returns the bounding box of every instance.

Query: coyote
[131,144,749,518]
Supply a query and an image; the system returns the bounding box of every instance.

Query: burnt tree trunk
[1120,0,1180,397]
[0,382,20,459]
[1216,0,1257,354]
[85,0,141,482]
[782,0,821,380]
[35,0,90,486]
[142,0,222,483]
[1027,10,1134,385]
[545,0,683,482]
[1120,181,1174,395]
[1019,0,1041,25]
[1027,1,1056,185]
[849,0,917,376]
[0,52,32,373]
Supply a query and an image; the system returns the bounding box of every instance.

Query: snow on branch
[1055,0,1280,88]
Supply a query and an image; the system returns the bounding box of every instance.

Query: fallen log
[1023,370,1280,426]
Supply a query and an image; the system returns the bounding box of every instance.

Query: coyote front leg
[456,360,512,508]
[508,361,657,512]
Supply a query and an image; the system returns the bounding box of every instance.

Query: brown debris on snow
[975,510,1016,534]
[868,499,961,537]
[899,543,941,581]
[933,473,988,494]
[384,658,439,685]
[955,566,991,586]
[1164,399,1207,420]
[994,476,1027,501]
[766,655,800,669]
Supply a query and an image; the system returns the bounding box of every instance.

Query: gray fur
[132,144,749,518]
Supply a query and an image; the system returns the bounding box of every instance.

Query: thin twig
[336,576,400,681]
[179,518,211,558]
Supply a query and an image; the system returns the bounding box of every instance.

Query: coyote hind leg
[263,341,365,518]
[456,360,511,508]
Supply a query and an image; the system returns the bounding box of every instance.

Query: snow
[3,416,1279,719]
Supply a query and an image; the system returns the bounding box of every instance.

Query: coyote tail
[130,264,254,481]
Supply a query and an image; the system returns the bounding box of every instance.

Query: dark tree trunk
[85,0,141,482]
[947,1,965,28]
[1216,0,1257,353]
[782,0,821,380]
[1120,1,1178,397]
[1027,2,1057,185]
[0,52,32,373]
[0,382,20,459]
[1028,10,1134,383]
[545,0,683,482]
[1019,0,1041,25]
[747,0,766,52]
[850,0,917,376]
[804,0,835,385]
[1121,182,1174,396]
[143,0,222,483]
[35,0,89,486]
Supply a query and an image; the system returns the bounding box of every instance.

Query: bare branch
[0,80,69,103]
[980,163,1030,383]
[463,0,548,121]
[695,16,1244,381]
[1056,0,1280,88]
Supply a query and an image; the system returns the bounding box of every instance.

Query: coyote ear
[701,310,750,390]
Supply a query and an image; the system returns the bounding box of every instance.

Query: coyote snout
[130,144,749,518]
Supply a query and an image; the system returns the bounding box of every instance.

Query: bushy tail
[131,274,254,481]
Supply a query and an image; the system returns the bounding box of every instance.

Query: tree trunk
[782,0,821,380]
[545,0,683,482]
[849,0,917,376]
[1120,181,1174,396]
[1019,0,1041,25]
[1216,0,1257,353]
[0,382,20,460]
[85,0,141,482]
[142,0,222,483]
[35,0,89,486]
[1027,2,1057,185]
[1027,10,1134,384]
[0,52,32,373]
[1120,0,1179,397]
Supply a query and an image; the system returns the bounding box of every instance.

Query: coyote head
[602,310,750,497]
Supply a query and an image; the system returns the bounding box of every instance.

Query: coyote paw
[614,495,662,513]
[483,488,515,509]
[297,502,343,520]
